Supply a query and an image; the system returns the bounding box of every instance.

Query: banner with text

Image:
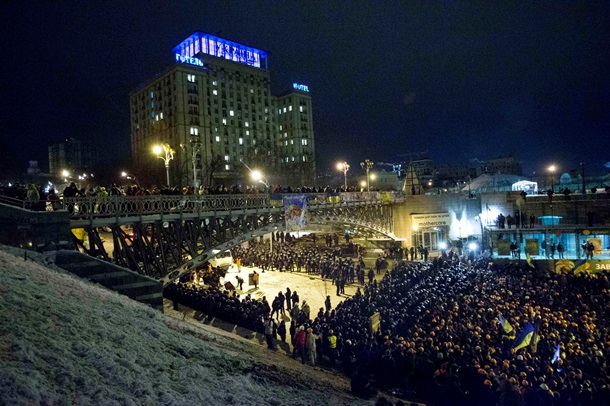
[411,212,451,229]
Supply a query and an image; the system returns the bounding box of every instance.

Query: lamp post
[181,139,201,188]
[242,161,269,189]
[580,162,586,194]
[337,161,350,191]
[250,169,269,188]
[121,171,141,188]
[153,143,175,188]
[548,164,556,227]
[360,159,374,192]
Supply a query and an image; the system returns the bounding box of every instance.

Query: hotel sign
[175,54,204,67]
[293,83,310,92]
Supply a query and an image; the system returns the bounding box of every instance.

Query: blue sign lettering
[175,53,204,67]
[293,83,310,92]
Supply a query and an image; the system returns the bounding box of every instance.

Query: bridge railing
[61,191,399,220]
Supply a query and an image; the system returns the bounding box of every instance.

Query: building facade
[48,138,97,176]
[130,32,315,188]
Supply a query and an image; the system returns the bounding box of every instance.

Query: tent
[463,174,531,194]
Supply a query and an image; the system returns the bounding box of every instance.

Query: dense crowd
[165,235,610,405]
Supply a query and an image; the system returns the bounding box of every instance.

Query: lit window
[279,125,283,130]
[245,121,249,127]
[222,118,227,125]
[213,81,218,86]
[160,112,163,119]
[299,106,304,112]
[213,90,218,95]
[246,130,250,135]
[283,107,286,113]
[284,141,288,146]
[239,137,243,145]
[291,156,295,161]
[224,155,229,161]
[252,139,256,145]
[225,164,230,170]
[254,148,258,154]
[301,139,308,145]
[302,155,307,162]
[190,127,199,135]
[215,136,220,142]
[289,106,293,111]
[150,92,154,98]
[155,115,159,121]
[230,110,234,116]
[278,109,282,114]
[285,157,289,163]
[187,74,196,82]
[250,88,254,93]
[264,108,268,113]
[284,132,287,138]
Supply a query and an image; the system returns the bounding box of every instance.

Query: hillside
[0,247,372,405]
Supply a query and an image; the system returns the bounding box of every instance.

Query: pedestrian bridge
[63,192,401,283]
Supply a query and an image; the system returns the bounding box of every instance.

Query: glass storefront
[492,229,610,259]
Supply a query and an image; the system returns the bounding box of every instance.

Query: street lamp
[153,143,175,188]
[548,164,557,227]
[360,159,374,192]
[181,139,201,188]
[548,164,556,193]
[337,161,350,191]
[121,171,141,188]
[250,169,269,188]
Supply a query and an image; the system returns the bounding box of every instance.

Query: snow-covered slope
[0,248,366,405]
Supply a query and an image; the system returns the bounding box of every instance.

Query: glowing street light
[360,159,374,192]
[250,169,269,188]
[337,161,350,191]
[548,164,556,193]
[121,171,140,188]
[153,143,175,187]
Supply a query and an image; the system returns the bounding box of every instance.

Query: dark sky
[2,1,609,177]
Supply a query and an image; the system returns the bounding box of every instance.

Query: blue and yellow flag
[497,313,513,334]
[526,253,535,269]
[513,323,535,352]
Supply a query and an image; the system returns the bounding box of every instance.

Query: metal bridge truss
[67,193,397,284]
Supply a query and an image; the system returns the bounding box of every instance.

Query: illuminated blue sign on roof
[173,32,268,69]
[293,83,310,92]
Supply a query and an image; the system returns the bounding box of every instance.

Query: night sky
[2,1,609,179]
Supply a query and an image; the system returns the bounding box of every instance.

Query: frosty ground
[0,247,389,405]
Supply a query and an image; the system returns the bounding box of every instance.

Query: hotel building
[130,32,315,188]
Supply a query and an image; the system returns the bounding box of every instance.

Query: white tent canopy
[463,174,531,194]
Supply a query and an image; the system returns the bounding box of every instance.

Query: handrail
[62,192,395,221]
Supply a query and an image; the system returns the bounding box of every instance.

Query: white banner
[411,212,451,229]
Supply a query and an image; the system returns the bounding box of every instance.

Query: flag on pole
[526,253,535,269]
[530,325,540,353]
[513,323,535,352]
[551,345,561,364]
[497,313,514,334]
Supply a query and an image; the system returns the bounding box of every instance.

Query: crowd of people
[165,233,610,405]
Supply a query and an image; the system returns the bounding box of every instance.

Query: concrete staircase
[49,250,163,311]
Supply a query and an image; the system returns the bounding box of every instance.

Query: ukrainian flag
[526,253,535,269]
[497,313,513,334]
[513,323,535,352]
